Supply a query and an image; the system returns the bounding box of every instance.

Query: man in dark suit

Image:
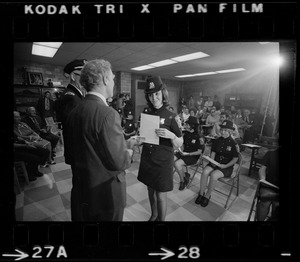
[22,106,59,161]
[36,91,55,119]
[65,59,134,221]
[55,59,87,164]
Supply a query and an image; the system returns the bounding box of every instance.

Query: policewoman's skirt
[137,143,174,192]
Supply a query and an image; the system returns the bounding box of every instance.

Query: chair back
[45,117,55,126]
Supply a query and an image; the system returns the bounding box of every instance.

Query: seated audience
[123,111,137,140]
[13,111,55,165]
[204,96,213,110]
[256,149,279,221]
[204,108,220,136]
[179,105,190,129]
[174,116,205,191]
[14,134,50,181]
[22,107,59,159]
[195,120,239,207]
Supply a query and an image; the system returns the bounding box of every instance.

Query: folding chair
[214,152,243,208]
[185,156,204,189]
[247,180,279,221]
[45,117,63,145]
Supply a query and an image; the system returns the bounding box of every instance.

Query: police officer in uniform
[56,59,87,164]
[174,116,205,190]
[195,120,239,207]
[137,76,183,221]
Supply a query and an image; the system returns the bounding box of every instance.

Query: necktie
[32,117,40,129]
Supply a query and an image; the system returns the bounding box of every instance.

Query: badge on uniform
[160,118,165,124]
[226,146,232,151]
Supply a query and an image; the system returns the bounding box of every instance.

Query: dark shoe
[195,194,204,205]
[200,195,211,207]
[184,172,190,187]
[179,181,185,191]
[35,171,44,177]
[29,176,37,182]
[39,163,49,168]
[47,160,56,165]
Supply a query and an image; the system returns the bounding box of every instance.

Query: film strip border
[0,222,292,260]
[1,1,296,261]
[0,2,297,40]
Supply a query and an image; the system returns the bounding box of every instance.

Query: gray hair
[79,59,112,92]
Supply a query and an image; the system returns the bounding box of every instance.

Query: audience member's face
[210,109,216,115]
[14,112,21,123]
[149,90,163,109]
[27,107,37,117]
[190,111,195,116]
[220,115,226,122]
[244,110,250,116]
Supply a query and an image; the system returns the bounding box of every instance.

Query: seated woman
[174,116,205,190]
[13,111,55,165]
[195,120,239,207]
[14,135,50,181]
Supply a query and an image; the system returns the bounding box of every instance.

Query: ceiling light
[33,42,62,48]
[131,65,154,71]
[259,42,270,44]
[148,59,178,67]
[32,42,62,58]
[172,52,210,62]
[175,74,197,78]
[32,45,58,57]
[194,72,217,76]
[215,68,245,73]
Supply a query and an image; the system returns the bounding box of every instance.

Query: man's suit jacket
[22,115,46,134]
[36,97,55,118]
[66,94,131,220]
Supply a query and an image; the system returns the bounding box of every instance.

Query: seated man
[22,106,59,158]
[256,148,279,221]
[174,116,205,190]
[14,110,55,165]
[14,135,50,181]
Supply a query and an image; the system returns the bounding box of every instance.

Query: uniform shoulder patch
[65,91,75,96]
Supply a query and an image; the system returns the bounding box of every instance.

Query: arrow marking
[149,247,175,260]
[2,248,29,261]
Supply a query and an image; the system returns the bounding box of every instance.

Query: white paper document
[202,155,221,167]
[140,113,160,145]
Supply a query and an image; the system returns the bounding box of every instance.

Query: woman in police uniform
[195,120,239,207]
[137,76,183,221]
[174,116,205,191]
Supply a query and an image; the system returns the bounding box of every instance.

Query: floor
[15,143,261,222]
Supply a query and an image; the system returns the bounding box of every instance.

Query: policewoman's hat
[144,76,166,94]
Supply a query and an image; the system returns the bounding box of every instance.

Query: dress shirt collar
[87,92,108,106]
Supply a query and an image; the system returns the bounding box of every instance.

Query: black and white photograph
[13,42,284,222]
